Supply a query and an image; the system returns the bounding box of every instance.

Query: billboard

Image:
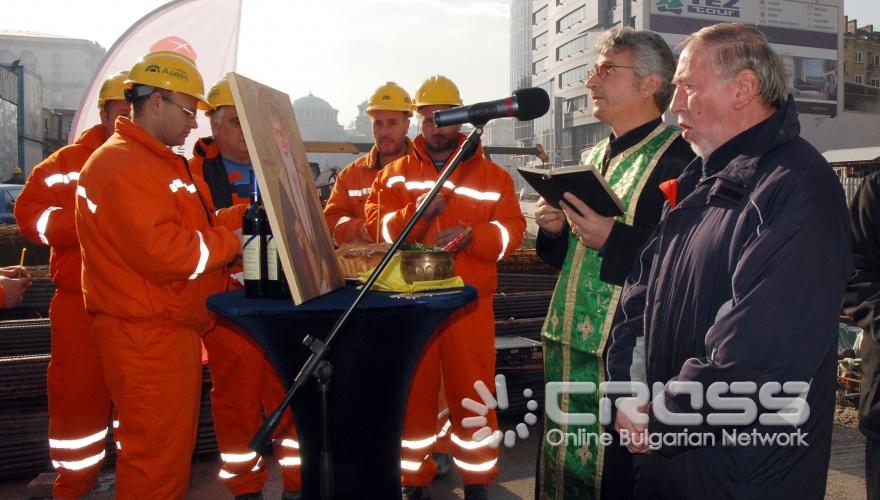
[0,100,17,178]
[20,68,42,142]
[649,0,840,116]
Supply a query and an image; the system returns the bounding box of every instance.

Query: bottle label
[267,235,279,281]
[243,234,260,280]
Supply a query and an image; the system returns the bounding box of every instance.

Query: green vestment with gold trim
[539,123,681,499]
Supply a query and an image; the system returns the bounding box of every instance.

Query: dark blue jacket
[843,172,880,441]
[607,97,851,499]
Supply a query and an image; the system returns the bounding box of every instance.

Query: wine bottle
[267,241,291,299]
[243,174,270,298]
[266,234,281,297]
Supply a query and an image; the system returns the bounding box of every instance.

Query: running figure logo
[460,374,540,448]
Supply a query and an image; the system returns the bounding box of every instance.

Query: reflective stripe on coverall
[323,140,412,245]
[205,318,301,494]
[191,136,301,495]
[76,116,239,499]
[14,124,112,498]
[365,134,525,485]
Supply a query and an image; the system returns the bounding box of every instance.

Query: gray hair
[680,23,787,107]
[595,28,676,111]
[209,105,225,127]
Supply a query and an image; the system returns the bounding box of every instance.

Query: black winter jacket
[843,172,880,441]
[607,98,851,499]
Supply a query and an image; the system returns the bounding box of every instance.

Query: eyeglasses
[161,95,198,120]
[587,63,636,79]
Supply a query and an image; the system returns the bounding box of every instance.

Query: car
[0,184,23,224]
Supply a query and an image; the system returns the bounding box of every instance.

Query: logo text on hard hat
[143,64,188,80]
[163,68,188,80]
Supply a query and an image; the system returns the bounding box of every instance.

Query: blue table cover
[206,284,477,498]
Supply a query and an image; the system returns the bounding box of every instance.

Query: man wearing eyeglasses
[534,29,694,500]
[74,51,240,498]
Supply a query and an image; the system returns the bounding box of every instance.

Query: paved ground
[0,420,866,499]
[826,424,868,500]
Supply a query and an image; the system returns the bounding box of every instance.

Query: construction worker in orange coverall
[190,78,302,500]
[75,51,240,499]
[323,81,414,245]
[15,70,129,498]
[364,75,525,500]
[322,81,454,474]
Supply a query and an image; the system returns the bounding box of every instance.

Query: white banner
[69,0,241,157]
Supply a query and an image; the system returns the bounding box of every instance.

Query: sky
[3,0,878,125]
[2,0,511,126]
[844,0,880,25]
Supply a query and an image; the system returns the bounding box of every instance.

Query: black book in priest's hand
[517,164,624,217]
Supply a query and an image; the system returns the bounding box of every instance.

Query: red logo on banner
[150,36,198,61]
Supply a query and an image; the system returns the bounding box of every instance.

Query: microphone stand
[249,122,487,499]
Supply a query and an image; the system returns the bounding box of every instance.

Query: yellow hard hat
[206,78,234,113]
[124,51,209,109]
[98,71,129,109]
[12,166,22,175]
[413,75,463,108]
[366,81,412,116]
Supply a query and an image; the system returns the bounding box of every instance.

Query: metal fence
[835,163,880,206]
[0,66,17,104]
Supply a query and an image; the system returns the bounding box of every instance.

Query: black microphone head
[513,87,550,121]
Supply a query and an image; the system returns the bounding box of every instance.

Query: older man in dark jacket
[843,174,880,498]
[607,23,851,499]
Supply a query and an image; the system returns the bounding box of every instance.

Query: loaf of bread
[335,242,392,278]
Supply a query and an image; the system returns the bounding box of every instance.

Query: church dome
[294,92,334,110]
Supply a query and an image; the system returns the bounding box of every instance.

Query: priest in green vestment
[534,29,695,500]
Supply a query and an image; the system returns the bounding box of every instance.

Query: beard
[424,134,457,154]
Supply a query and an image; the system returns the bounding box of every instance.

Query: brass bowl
[400,251,454,283]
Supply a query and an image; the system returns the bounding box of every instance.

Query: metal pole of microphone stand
[248,122,487,496]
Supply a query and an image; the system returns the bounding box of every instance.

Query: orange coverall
[323,140,411,245]
[190,136,302,495]
[364,134,525,486]
[75,117,240,499]
[14,124,112,498]
[323,140,452,453]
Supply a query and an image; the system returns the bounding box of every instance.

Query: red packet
[441,225,472,252]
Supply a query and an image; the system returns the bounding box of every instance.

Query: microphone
[434,87,550,127]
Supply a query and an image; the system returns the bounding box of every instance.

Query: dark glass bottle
[267,244,291,299]
[243,174,270,298]
[265,233,282,298]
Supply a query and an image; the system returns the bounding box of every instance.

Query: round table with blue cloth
[206,284,477,499]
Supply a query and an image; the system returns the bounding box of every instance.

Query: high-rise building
[511,1,877,156]
[482,117,518,187]
[510,0,534,154]
[510,1,620,167]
